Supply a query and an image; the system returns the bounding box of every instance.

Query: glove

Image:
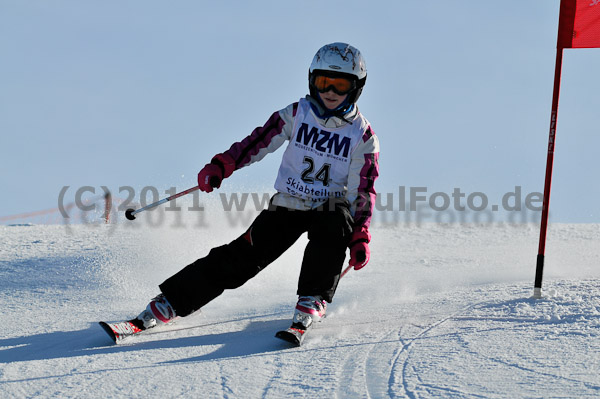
[197,164,222,192]
[348,227,371,270]
[197,153,236,193]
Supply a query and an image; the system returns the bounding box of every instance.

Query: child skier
[132,43,379,340]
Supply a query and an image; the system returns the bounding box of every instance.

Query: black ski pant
[159,199,354,317]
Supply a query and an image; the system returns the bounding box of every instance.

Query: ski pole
[341,250,368,278]
[125,177,220,221]
[340,264,353,279]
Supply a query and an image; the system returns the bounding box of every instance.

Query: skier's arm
[198,103,297,192]
[346,126,380,269]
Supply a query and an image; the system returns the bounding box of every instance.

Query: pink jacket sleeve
[347,125,380,232]
[213,103,298,175]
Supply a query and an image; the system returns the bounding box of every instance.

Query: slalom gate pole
[534,47,564,299]
[104,191,112,224]
[125,177,220,221]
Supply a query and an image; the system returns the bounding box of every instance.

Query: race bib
[274,99,366,202]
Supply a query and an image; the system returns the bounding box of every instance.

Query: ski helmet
[309,42,367,105]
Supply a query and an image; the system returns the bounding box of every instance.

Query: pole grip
[209,176,221,188]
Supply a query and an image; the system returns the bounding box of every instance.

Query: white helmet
[309,42,367,105]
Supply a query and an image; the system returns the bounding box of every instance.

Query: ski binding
[275,322,311,346]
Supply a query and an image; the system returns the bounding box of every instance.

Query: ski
[275,322,311,346]
[100,315,314,346]
[99,320,144,344]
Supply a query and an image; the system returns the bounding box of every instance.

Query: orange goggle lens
[313,75,354,95]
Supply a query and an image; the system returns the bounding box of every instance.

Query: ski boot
[134,293,177,330]
[275,296,327,346]
[293,295,327,329]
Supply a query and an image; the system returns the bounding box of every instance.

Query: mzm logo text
[295,123,351,158]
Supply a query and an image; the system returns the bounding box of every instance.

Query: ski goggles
[312,75,356,95]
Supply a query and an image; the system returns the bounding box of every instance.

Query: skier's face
[319,90,348,110]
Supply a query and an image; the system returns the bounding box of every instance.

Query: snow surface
[1,208,600,398]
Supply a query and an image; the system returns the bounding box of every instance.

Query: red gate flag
[557,0,600,48]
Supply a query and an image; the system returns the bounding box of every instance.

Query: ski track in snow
[1,222,600,398]
[390,304,480,399]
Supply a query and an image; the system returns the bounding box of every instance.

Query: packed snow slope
[1,207,599,398]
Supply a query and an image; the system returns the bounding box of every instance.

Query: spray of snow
[1,200,599,398]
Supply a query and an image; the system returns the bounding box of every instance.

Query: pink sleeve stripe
[224,111,287,169]
[362,126,374,142]
[354,152,379,228]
